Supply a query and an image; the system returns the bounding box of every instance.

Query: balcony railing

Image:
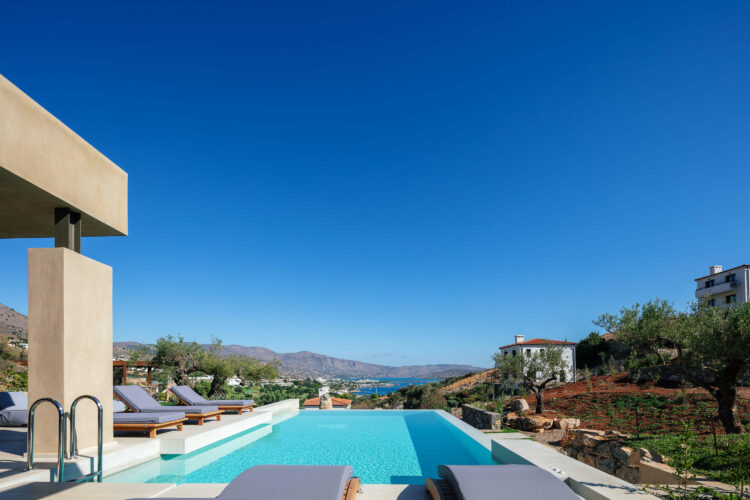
[695,280,739,299]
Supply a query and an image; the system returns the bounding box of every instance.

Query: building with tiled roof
[498,335,577,383]
[303,396,352,410]
[694,264,749,307]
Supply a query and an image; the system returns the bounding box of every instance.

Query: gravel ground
[531,428,568,447]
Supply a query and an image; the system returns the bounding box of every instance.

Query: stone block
[582,434,608,448]
[596,457,619,475]
[553,418,580,430]
[593,440,617,457]
[508,398,529,412]
[517,415,553,431]
[614,446,643,467]
[578,453,597,467]
[615,465,641,484]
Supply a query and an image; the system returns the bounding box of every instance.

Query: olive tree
[151,335,201,386]
[674,302,750,434]
[229,355,280,386]
[594,299,678,364]
[493,343,569,414]
[598,300,750,434]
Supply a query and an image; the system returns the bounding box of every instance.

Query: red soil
[518,373,750,435]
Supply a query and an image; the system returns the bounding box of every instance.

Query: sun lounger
[170,385,254,414]
[114,411,187,438]
[129,465,360,500]
[425,464,579,500]
[0,391,27,426]
[114,385,222,426]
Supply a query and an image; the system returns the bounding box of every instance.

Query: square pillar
[28,247,114,455]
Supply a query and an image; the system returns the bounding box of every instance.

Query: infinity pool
[106,410,498,484]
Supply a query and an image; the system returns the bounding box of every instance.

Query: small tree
[196,339,233,398]
[152,335,201,386]
[594,299,677,364]
[229,356,280,387]
[493,343,569,414]
[0,336,25,371]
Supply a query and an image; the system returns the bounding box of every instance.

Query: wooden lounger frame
[170,390,254,414]
[343,477,360,500]
[425,478,457,500]
[114,417,187,438]
[114,393,223,426]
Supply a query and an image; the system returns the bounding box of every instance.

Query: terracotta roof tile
[303,396,352,407]
[499,338,577,349]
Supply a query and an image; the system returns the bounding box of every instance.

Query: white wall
[499,344,576,383]
[695,266,750,305]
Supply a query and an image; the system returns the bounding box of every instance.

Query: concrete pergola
[0,74,128,455]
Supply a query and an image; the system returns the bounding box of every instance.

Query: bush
[0,368,28,391]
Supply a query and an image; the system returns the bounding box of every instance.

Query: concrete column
[28,248,114,455]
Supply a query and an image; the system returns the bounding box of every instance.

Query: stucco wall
[0,74,127,237]
[28,248,114,454]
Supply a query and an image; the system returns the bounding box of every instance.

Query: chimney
[319,386,330,397]
[514,334,525,344]
[709,265,723,275]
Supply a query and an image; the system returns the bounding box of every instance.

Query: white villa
[695,264,749,306]
[499,335,577,383]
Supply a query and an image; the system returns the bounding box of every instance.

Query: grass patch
[484,428,519,433]
[624,433,750,483]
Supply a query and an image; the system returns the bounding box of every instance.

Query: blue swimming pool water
[106,410,498,484]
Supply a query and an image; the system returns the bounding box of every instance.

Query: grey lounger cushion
[128,464,354,500]
[114,385,218,414]
[218,465,353,500]
[114,412,185,424]
[438,465,578,500]
[171,385,253,406]
[0,391,27,426]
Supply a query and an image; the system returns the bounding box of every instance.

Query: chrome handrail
[26,398,66,482]
[69,395,103,483]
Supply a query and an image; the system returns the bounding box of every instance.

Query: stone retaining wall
[460,404,502,430]
[565,429,676,484]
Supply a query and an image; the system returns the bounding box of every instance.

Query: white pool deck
[0,402,656,499]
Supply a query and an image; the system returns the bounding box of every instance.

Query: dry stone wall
[460,404,502,430]
[565,429,671,484]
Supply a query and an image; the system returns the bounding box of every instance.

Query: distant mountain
[0,302,485,378]
[115,341,485,379]
[0,304,28,339]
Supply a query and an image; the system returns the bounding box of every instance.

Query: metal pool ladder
[70,395,104,483]
[26,398,66,482]
[26,395,104,483]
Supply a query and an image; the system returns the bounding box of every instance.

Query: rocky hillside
[115,341,485,379]
[439,369,497,394]
[0,304,28,338]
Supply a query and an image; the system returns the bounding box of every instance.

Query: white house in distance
[499,335,577,383]
[695,264,749,306]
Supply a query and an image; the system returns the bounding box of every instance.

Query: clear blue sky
[1,1,749,368]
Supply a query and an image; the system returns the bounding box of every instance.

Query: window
[525,349,531,357]
[726,274,736,283]
[512,350,517,356]
[725,294,737,304]
[708,298,716,307]
[705,279,715,288]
